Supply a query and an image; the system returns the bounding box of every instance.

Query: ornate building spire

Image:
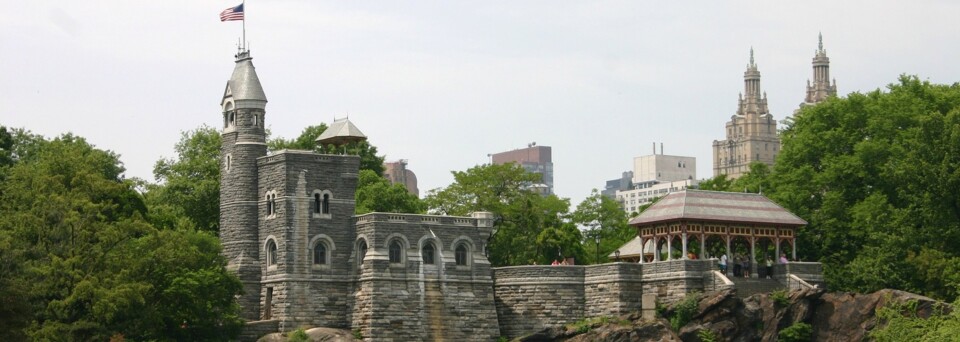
[740,48,767,116]
[805,33,837,104]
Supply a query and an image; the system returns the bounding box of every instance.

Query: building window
[266,240,278,266]
[229,112,235,126]
[422,243,435,265]
[389,240,403,264]
[313,241,327,265]
[253,114,258,127]
[322,193,330,214]
[225,154,232,172]
[266,193,277,216]
[314,193,321,214]
[357,240,368,265]
[455,244,468,266]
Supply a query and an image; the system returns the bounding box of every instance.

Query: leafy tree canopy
[425,163,587,266]
[0,131,242,341]
[571,189,633,264]
[766,76,960,301]
[149,126,221,232]
[356,169,425,214]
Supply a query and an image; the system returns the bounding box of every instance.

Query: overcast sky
[3,1,959,207]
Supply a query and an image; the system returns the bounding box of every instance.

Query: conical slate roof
[316,118,367,146]
[221,51,267,108]
[629,190,807,226]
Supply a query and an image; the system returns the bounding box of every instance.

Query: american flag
[220,3,244,22]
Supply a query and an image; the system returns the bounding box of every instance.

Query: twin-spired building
[713,36,837,178]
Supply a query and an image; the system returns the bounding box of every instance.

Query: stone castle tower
[220,50,269,320]
[711,49,780,178]
[217,52,501,340]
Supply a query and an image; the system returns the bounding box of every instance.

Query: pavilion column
[725,235,732,276]
[700,234,706,259]
[792,238,797,260]
[749,236,757,278]
[654,238,661,262]
[775,237,781,260]
[681,232,688,260]
[639,237,645,264]
[666,236,673,261]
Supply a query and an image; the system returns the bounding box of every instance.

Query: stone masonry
[216,51,823,341]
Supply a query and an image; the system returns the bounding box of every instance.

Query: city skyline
[3,1,959,206]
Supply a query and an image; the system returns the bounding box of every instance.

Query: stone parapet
[493,266,585,339]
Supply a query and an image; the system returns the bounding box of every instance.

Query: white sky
[2,1,959,207]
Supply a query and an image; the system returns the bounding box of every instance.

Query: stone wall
[493,266,586,338]
[257,151,361,330]
[352,213,499,341]
[641,260,712,304]
[238,320,279,342]
[584,263,644,317]
[773,262,825,289]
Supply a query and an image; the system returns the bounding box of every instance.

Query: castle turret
[219,50,268,320]
[804,33,838,104]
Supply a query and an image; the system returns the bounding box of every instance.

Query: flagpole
[242,0,246,51]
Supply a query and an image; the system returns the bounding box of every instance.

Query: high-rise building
[613,147,698,215]
[383,159,419,197]
[712,49,780,179]
[801,33,837,107]
[601,171,632,199]
[491,143,553,195]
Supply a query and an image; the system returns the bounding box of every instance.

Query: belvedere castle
[218,50,824,341]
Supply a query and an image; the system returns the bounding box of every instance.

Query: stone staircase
[729,277,785,298]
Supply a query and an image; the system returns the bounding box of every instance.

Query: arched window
[389,240,403,264]
[314,193,321,214]
[322,194,330,214]
[253,114,258,127]
[313,241,327,265]
[229,112,235,126]
[266,193,277,216]
[357,240,368,265]
[455,244,468,266]
[422,243,435,265]
[266,240,278,266]
[226,154,232,172]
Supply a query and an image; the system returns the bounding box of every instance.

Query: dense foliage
[0,130,242,340]
[871,298,960,341]
[701,76,960,302]
[424,163,631,266]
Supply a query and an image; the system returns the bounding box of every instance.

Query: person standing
[765,256,774,279]
[733,256,742,277]
[743,257,752,278]
[719,254,728,274]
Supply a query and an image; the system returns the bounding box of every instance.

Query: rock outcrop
[511,288,946,342]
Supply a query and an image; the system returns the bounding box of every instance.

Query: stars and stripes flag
[220,3,244,22]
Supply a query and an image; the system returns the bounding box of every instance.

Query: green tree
[697,173,734,192]
[355,169,425,214]
[572,189,633,264]
[770,76,960,301]
[0,133,242,340]
[149,126,222,232]
[425,163,584,265]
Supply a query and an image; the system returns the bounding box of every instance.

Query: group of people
[717,253,790,278]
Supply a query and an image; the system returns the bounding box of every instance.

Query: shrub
[697,329,719,342]
[287,328,309,342]
[670,292,701,331]
[778,322,812,342]
[353,328,364,340]
[771,289,790,307]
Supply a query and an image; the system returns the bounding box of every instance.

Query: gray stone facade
[216,52,823,341]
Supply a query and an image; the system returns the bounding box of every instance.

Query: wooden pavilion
[627,190,806,265]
